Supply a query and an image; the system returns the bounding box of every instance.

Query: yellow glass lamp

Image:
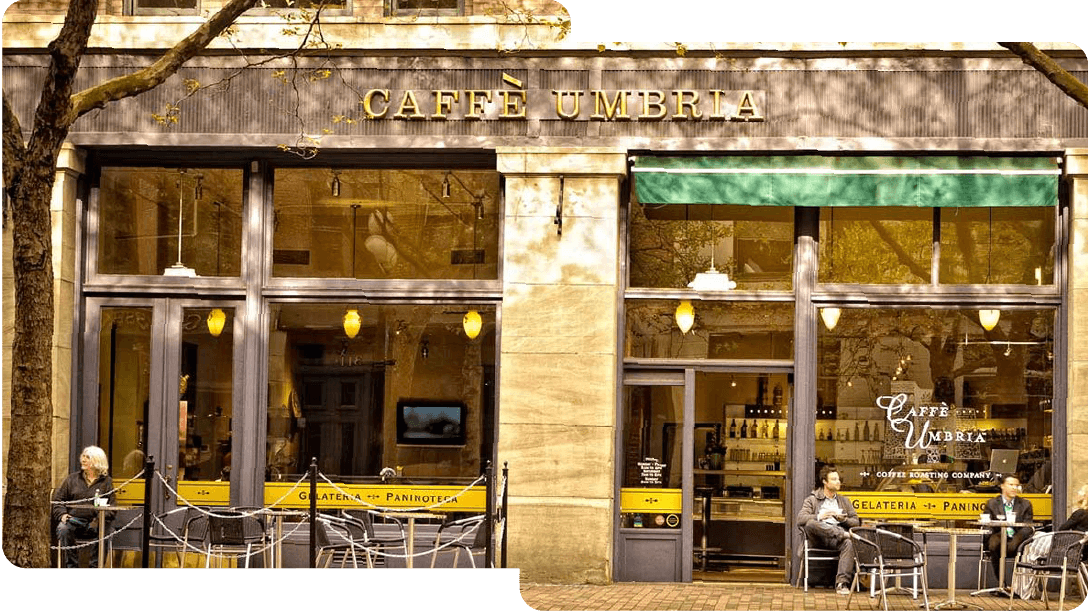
[343,309,362,339]
[675,300,695,334]
[206,308,226,337]
[978,309,1000,331]
[463,310,482,339]
[820,307,841,331]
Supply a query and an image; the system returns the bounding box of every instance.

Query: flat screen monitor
[396,400,466,447]
[989,449,1019,478]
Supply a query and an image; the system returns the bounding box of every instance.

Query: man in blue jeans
[798,465,860,595]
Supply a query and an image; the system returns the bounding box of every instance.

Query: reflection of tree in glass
[628,203,732,288]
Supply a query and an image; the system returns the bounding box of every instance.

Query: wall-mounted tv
[396,400,466,447]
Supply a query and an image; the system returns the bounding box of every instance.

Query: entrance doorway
[691,371,791,583]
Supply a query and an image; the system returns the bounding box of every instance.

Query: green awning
[632,156,1060,207]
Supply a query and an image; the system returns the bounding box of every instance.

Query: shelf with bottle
[814,419,883,443]
[724,417,785,441]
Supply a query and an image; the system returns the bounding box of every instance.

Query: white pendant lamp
[978,309,1000,331]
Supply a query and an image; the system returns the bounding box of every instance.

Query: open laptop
[989,449,1019,478]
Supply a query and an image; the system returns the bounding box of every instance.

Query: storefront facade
[4,11,1088,582]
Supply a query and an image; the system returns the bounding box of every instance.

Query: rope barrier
[154,470,308,518]
[149,513,309,562]
[50,470,146,506]
[316,471,486,512]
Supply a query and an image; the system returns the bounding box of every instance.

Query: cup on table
[980,513,990,523]
[1006,511,1016,524]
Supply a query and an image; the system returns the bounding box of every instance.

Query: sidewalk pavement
[520,582,1086,611]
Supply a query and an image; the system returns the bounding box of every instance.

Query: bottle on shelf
[729,418,737,438]
[772,420,780,439]
[863,420,870,441]
[854,421,860,442]
[761,420,769,438]
[740,420,748,438]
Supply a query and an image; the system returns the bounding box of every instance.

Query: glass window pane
[939,207,1055,285]
[815,308,1053,494]
[620,384,682,529]
[630,203,793,290]
[134,0,197,10]
[818,207,932,284]
[266,303,495,481]
[99,308,153,478]
[393,0,460,11]
[179,307,235,482]
[98,168,244,276]
[260,0,346,7]
[625,300,793,360]
[272,169,499,280]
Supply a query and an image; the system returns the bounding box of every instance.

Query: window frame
[386,0,464,17]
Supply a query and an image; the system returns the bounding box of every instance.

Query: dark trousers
[987,528,1032,580]
[56,520,100,568]
[806,519,856,586]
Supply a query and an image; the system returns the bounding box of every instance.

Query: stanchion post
[309,457,317,568]
[485,460,494,568]
[141,456,155,568]
[501,461,509,569]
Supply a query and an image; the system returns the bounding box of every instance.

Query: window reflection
[266,303,495,481]
[625,300,794,360]
[98,308,152,478]
[272,169,499,280]
[178,307,234,482]
[629,203,793,290]
[818,207,932,284]
[97,168,243,276]
[815,308,1053,494]
[939,207,1054,285]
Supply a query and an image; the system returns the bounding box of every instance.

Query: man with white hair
[52,445,115,567]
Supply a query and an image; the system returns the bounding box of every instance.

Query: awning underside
[632,156,1060,207]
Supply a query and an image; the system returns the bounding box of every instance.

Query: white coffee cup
[980,513,990,523]
[1007,511,1016,524]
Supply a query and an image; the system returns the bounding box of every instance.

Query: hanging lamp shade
[978,309,1001,331]
[820,307,841,331]
[343,309,362,338]
[462,310,482,339]
[206,308,227,337]
[675,300,695,334]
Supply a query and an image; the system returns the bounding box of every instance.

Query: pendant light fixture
[462,310,482,339]
[820,307,841,331]
[675,300,695,334]
[343,309,361,339]
[206,308,226,337]
[331,170,342,197]
[978,207,1000,331]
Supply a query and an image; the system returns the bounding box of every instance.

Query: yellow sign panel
[850,492,1052,520]
[112,479,232,506]
[113,479,145,505]
[620,488,683,513]
[263,482,487,512]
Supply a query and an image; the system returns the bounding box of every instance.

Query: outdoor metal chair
[430,514,487,568]
[315,514,363,568]
[847,526,930,611]
[341,510,407,568]
[204,508,268,568]
[795,523,841,592]
[1008,529,1087,611]
[874,522,926,599]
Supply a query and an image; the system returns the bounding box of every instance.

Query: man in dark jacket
[52,445,115,567]
[984,474,1034,583]
[797,465,860,595]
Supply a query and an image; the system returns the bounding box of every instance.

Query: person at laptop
[798,465,860,596]
[984,474,1034,584]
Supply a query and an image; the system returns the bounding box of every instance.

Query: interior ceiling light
[343,309,361,339]
[675,300,695,334]
[820,307,841,331]
[462,310,482,339]
[978,309,1000,331]
[331,171,342,197]
[206,308,226,337]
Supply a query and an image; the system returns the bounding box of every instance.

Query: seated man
[985,474,1034,583]
[798,465,860,595]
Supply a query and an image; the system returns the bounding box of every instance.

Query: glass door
[84,297,242,508]
[691,371,791,582]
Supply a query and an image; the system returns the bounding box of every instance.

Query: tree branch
[67,0,259,123]
[999,42,1088,110]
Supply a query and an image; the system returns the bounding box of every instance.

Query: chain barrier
[50,512,143,553]
[50,469,146,507]
[316,471,485,512]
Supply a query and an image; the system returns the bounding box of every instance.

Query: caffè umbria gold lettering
[359,87,764,122]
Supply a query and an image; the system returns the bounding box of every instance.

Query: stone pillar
[495,147,627,584]
[1067,149,1088,513]
[3,143,85,488]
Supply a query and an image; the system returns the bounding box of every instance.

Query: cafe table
[263,508,305,568]
[969,520,1036,596]
[70,503,128,569]
[377,511,444,568]
[918,525,983,610]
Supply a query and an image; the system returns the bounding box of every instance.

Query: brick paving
[520,582,1086,611]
